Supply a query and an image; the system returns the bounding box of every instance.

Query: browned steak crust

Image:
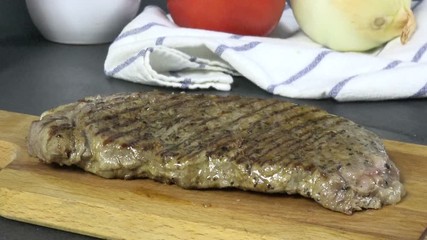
[27,91,405,214]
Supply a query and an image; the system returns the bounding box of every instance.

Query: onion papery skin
[290,0,416,52]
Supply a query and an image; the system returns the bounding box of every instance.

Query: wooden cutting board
[0,109,426,240]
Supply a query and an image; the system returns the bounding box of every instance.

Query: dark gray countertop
[1,1,426,240]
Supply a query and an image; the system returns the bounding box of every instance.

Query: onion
[289,0,417,52]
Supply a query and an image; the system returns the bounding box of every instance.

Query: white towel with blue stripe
[105,2,427,101]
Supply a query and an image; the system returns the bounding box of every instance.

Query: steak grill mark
[27,91,405,214]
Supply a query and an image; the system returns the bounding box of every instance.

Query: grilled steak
[27,91,404,214]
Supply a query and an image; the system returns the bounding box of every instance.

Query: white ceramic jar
[26,0,141,44]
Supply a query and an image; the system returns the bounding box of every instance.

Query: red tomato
[167,0,286,36]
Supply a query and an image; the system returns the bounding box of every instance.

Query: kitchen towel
[104,1,427,101]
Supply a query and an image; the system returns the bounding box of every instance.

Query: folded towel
[105,1,427,101]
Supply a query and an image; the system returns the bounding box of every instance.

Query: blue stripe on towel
[411,42,427,97]
[412,42,427,63]
[328,60,402,98]
[412,83,427,97]
[105,48,153,76]
[330,40,427,98]
[155,36,166,46]
[180,78,192,89]
[384,60,403,69]
[215,41,262,57]
[229,35,244,40]
[328,76,358,98]
[114,23,165,42]
[268,50,332,93]
[412,0,424,9]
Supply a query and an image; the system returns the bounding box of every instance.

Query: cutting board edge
[0,186,113,240]
[1,165,425,240]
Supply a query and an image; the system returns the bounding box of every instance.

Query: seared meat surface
[27,91,405,214]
